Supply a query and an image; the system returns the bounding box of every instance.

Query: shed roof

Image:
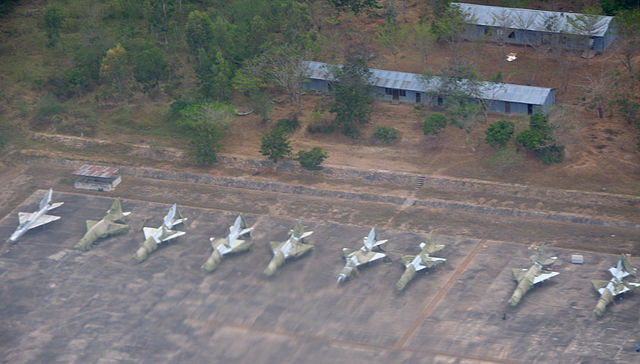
[72,164,119,179]
[304,61,554,105]
[452,2,614,37]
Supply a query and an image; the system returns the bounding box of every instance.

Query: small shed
[453,2,617,52]
[72,164,121,191]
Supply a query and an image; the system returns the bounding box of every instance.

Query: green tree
[185,10,215,54]
[41,4,65,47]
[99,43,132,100]
[485,120,515,148]
[423,113,447,135]
[260,127,292,163]
[516,113,564,164]
[296,147,328,170]
[179,103,231,165]
[330,56,374,138]
[375,21,408,66]
[329,0,381,14]
[429,2,469,60]
[195,49,232,100]
[134,46,168,91]
[428,64,484,145]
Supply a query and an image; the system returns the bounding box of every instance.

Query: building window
[399,89,406,97]
[508,31,515,39]
[385,88,393,95]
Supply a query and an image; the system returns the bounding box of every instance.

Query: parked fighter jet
[202,214,254,273]
[9,188,64,243]
[508,244,559,306]
[133,204,186,263]
[75,199,131,251]
[592,254,640,316]
[337,227,388,284]
[264,219,314,277]
[396,232,446,291]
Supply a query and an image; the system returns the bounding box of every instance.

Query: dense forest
[0,0,639,169]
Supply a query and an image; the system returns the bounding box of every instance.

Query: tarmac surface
[0,191,639,363]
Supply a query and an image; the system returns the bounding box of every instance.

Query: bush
[485,120,514,148]
[537,145,564,165]
[516,129,545,150]
[296,147,328,170]
[260,127,292,163]
[373,126,398,143]
[276,117,299,133]
[307,119,334,134]
[423,113,447,135]
[341,123,360,139]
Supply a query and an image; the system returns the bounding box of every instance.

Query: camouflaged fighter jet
[337,227,388,284]
[75,199,131,251]
[9,188,63,243]
[592,255,640,317]
[396,232,446,292]
[133,204,186,263]
[264,219,314,277]
[508,244,559,306]
[202,214,254,273]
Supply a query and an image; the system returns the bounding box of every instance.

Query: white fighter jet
[592,255,640,316]
[396,232,446,291]
[337,227,388,284]
[133,204,187,263]
[202,214,254,272]
[9,188,64,243]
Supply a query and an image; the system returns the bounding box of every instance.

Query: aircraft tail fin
[164,204,186,228]
[364,226,385,251]
[620,254,636,276]
[106,199,129,222]
[292,219,304,238]
[39,188,53,210]
[531,243,555,267]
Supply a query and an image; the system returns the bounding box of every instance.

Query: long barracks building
[303,61,555,115]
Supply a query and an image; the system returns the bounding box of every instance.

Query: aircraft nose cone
[337,275,346,284]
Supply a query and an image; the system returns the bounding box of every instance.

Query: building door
[505,102,511,113]
[527,104,533,115]
[416,92,421,103]
[392,89,399,101]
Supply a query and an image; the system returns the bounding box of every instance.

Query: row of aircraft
[7,190,640,316]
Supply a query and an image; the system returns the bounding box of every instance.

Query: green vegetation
[373,126,398,143]
[516,113,564,165]
[178,102,231,165]
[260,127,292,163]
[275,117,300,134]
[329,56,374,139]
[485,120,515,148]
[423,113,447,135]
[296,147,328,170]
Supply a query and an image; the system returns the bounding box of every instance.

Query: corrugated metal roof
[72,164,119,178]
[304,61,553,105]
[452,2,614,37]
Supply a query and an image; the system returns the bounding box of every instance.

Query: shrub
[373,126,398,143]
[485,120,514,148]
[423,113,447,135]
[536,145,564,165]
[516,129,545,150]
[260,127,292,163]
[275,117,299,133]
[296,147,328,170]
[341,123,360,139]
